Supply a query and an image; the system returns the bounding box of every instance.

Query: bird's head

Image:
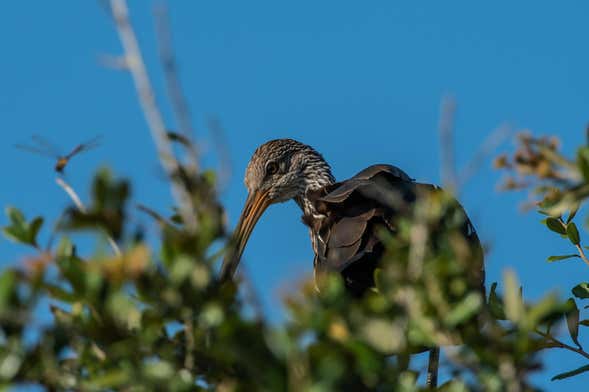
[220,138,334,281]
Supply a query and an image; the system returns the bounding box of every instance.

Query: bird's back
[303,165,484,296]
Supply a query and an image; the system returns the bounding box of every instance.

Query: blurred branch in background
[207,115,232,192]
[438,95,457,191]
[108,0,197,232]
[458,124,512,188]
[55,177,121,256]
[154,4,199,170]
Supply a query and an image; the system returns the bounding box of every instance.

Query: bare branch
[575,244,589,268]
[438,95,457,191]
[55,177,121,256]
[458,124,512,188]
[535,328,589,361]
[108,0,197,232]
[154,4,199,170]
[207,115,232,192]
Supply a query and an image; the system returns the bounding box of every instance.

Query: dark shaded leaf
[572,283,589,299]
[566,205,580,224]
[547,254,580,262]
[545,218,566,235]
[565,298,582,349]
[551,364,589,381]
[0,270,16,310]
[567,222,581,246]
[488,282,506,320]
[577,147,589,181]
[28,217,44,246]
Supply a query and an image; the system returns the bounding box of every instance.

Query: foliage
[496,131,589,381]
[0,132,582,391]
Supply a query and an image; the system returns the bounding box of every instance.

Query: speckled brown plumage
[221,139,484,298]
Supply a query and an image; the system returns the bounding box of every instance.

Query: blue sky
[1,1,589,389]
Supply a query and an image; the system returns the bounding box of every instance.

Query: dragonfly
[15,135,102,173]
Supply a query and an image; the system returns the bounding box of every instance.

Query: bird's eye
[266,161,279,175]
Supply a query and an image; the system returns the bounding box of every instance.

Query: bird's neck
[294,164,335,217]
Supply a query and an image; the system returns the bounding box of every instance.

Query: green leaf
[7,207,25,226]
[504,270,523,324]
[444,292,482,327]
[566,204,580,224]
[572,283,589,299]
[577,147,589,181]
[565,298,582,349]
[579,319,589,327]
[547,254,580,262]
[28,217,44,246]
[551,364,589,381]
[488,282,506,320]
[567,222,581,246]
[0,270,16,310]
[361,318,403,353]
[545,218,566,235]
[2,207,44,248]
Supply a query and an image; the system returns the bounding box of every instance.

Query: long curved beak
[220,190,271,282]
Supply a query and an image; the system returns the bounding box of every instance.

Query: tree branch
[153,4,199,170]
[55,177,121,256]
[535,328,589,361]
[109,0,197,232]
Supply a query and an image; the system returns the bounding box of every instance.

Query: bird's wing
[349,164,413,182]
[310,165,483,296]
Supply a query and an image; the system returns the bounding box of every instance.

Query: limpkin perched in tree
[221,138,484,387]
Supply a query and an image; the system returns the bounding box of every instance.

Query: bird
[221,138,483,293]
[220,138,485,387]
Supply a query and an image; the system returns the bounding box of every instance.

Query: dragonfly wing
[66,135,102,159]
[31,134,61,156]
[15,143,57,158]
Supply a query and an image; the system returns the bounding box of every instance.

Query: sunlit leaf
[504,270,523,324]
[2,207,43,248]
[444,293,482,327]
[361,319,403,353]
[577,147,589,181]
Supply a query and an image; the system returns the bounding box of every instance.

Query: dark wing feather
[308,165,484,297]
[350,164,413,182]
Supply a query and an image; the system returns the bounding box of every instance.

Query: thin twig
[184,314,195,370]
[56,178,87,213]
[458,124,512,188]
[109,0,197,232]
[45,210,65,252]
[426,347,440,389]
[207,115,232,192]
[535,328,589,361]
[575,244,589,268]
[55,177,121,256]
[439,95,457,191]
[153,4,199,170]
